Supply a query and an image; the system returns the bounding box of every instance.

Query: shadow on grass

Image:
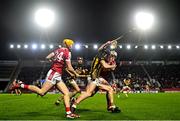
[76,108,91,112]
[24,111,42,116]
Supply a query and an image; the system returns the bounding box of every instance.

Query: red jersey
[51,47,71,74]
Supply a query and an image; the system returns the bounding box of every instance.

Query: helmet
[77,57,83,60]
[63,39,74,48]
[110,51,117,57]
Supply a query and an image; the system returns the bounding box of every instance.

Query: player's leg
[18,80,53,96]
[56,81,80,118]
[75,82,96,104]
[100,79,112,109]
[106,92,111,109]
[10,70,55,96]
[15,89,18,95]
[71,82,97,113]
[55,79,81,106]
[11,90,14,94]
[98,84,121,113]
[99,84,114,106]
[69,79,81,98]
[17,89,22,95]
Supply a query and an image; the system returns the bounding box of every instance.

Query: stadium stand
[1,60,180,93]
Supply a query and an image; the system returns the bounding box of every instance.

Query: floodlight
[168,45,172,49]
[32,44,37,49]
[24,44,28,49]
[41,44,46,49]
[58,45,62,48]
[135,45,138,49]
[135,12,154,30]
[10,44,14,49]
[75,44,81,50]
[93,44,98,49]
[151,45,156,50]
[126,45,131,49]
[85,45,88,48]
[17,44,21,49]
[144,45,149,49]
[160,45,164,49]
[34,8,55,28]
[119,45,122,49]
[176,45,180,49]
[49,44,54,49]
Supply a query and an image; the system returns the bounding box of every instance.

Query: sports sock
[66,107,71,114]
[72,104,77,108]
[20,84,29,89]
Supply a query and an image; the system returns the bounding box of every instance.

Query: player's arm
[98,40,118,51]
[66,67,88,78]
[66,60,80,77]
[65,68,75,77]
[100,60,116,69]
[98,41,112,51]
[46,52,55,62]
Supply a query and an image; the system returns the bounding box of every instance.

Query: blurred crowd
[17,63,180,92]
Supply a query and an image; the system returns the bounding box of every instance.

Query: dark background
[0,0,180,60]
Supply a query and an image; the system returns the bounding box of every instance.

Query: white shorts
[122,86,131,91]
[92,77,104,86]
[46,69,63,85]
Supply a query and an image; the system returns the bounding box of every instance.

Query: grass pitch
[0,93,180,120]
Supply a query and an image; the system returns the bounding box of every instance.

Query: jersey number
[56,52,64,62]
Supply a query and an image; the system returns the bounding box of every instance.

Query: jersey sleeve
[53,48,59,55]
[64,50,71,62]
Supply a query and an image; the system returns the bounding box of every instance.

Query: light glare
[151,45,156,50]
[135,12,154,30]
[144,45,149,49]
[32,44,37,49]
[17,44,21,49]
[119,45,122,49]
[24,44,28,49]
[168,45,172,49]
[49,44,54,49]
[35,8,55,28]
[75,44,81,50]
[10,44,14,49]
[85,45,88,48]
[160,45,164,49]
[41,44,46,49]
[126,45,131,49]
[93,44,98,49]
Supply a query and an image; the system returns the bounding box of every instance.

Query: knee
[77,89,81,93]
[38,91,45,96]
[108,87,114,94]
[63,92,69,96]
[86,91,93,97]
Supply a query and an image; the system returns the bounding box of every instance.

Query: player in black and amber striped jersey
[71,40,121,114]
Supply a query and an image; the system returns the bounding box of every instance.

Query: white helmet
[110,51,117,57]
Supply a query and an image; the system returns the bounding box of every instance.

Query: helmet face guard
[110,51,117,58]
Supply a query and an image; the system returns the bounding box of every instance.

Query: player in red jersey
[10,39,80,118]
[11,79,22,95]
